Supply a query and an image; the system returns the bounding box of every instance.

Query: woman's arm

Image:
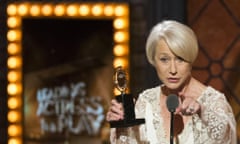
[192,87,237,144]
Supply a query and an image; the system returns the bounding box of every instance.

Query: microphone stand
[170,111,174,144]
[166,94,179,144]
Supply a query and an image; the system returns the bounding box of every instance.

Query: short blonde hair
[146,20,199,65]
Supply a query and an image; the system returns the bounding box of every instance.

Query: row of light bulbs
[7,2,129,144]
[7,3,128,17]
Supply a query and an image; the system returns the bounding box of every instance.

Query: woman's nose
[169,61,177,75]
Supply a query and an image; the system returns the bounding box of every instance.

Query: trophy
[109,66,145,128]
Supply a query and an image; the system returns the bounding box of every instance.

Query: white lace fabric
[110,86,237,144]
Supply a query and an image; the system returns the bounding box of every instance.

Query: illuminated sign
[36,81,104,135]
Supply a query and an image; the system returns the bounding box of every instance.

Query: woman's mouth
[168,78,179,83]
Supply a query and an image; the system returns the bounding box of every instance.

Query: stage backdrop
[22,18,113,144]
[188,0,240,141]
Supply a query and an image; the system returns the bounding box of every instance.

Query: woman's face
[153,39,192,91]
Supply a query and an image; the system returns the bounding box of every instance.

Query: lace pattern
[193,87,237,144]
[110,86,237,144]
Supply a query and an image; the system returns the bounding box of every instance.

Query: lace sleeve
[135,92,147,119]
[192,87,237,144]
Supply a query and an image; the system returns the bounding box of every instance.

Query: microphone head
[166,94,179,112]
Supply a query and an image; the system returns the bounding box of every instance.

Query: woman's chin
[165,83,181,91]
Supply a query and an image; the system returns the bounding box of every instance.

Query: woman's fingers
[111,99,123,110]
[106,99,124,121]
[178,97,201,116]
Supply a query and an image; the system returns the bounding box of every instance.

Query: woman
[106,20,237,144]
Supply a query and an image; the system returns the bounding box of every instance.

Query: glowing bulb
[7,83,22,95]
[8,138,22,144]
[113,57,128,68]
[104,5,114,16]
[8,97,20,109]
[67,5,77,16]
[7,30,21,42]
[114,31,128,43]
[114,44,128,56]
[8,71,21,82]
[7,56,22,69]
[18,4,28,16]
[42,4,53,16]
[7,17,20,28]
[114,18,128,29]
[7,4,17,16]
[115,5,128,16]
[8,43,21,55]
[8,111,21,122]
[79,5,90,16]
[92,4,103,16]
[30,5,40,16]
[54,5,65,16]
[8,125,22,136]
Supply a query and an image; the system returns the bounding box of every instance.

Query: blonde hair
[146,20,199,65]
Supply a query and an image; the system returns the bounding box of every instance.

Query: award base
[109,94,145,128]
[110,118,145,128]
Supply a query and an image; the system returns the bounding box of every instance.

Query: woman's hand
[176,96,201,116]
[106,99,124,121]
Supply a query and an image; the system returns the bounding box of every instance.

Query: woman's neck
[162,77,206,99]
[162,77,192,96]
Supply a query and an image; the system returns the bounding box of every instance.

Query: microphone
[166,94,179,144]
[166,94,179,112]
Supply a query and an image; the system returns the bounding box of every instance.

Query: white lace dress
[110,86,237,144]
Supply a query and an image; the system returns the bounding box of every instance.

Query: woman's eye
[159,57,169,63]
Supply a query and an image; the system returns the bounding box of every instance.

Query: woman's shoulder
[198,86,226,102]
[138,85,161,101]
[203,86,224,96]
[135,86,161,117]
